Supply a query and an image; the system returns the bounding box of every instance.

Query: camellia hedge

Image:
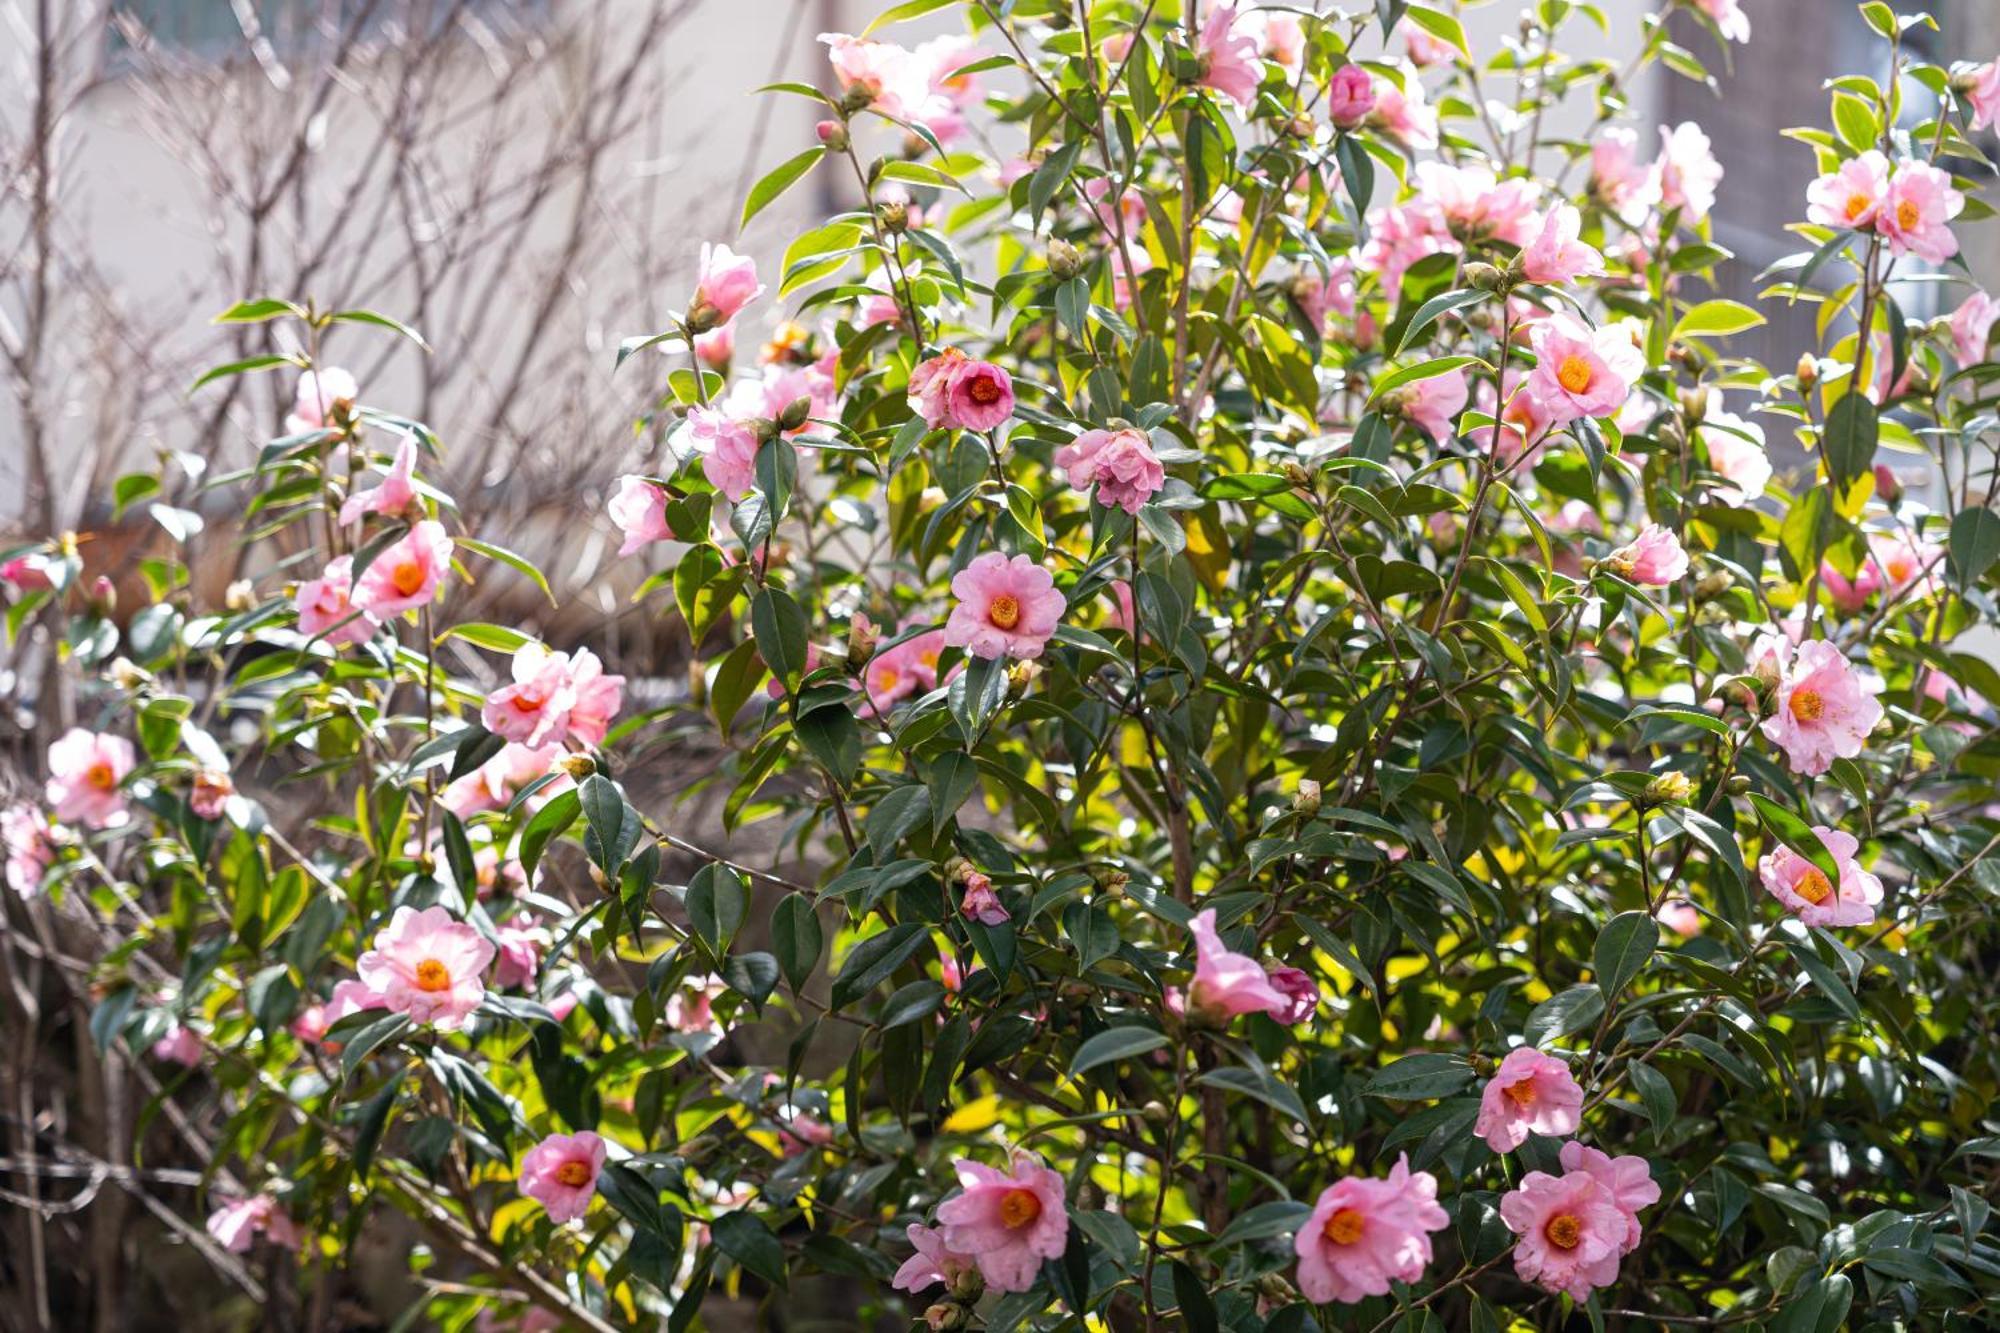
[9,0,2000,1327]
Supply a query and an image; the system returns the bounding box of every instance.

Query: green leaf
[351,1068,407,1181]
[1393,288,1486,356]
[862,0,958,32]
[1747,793,1843,896]
[340,1012,412,1081]
[1368,355,1484,404]
[750,586,810,686]
[828,923,928,1010]
[1948,506,2000,587]
[188,354,296,394]
[1627,1059,1677,1132]
[711,1211,788,1289]
[1670,299,1767,342]
[1593,911,1660,999]
[1364,1052,1474,1100]
[1197,1064,1311,1123]
[329,308,431,351]
[434,621,532,654]
[1402,3,1470,57]
[741,148,825,229]
[578,774,635,877]
[519,788,582,881]
[1784,939,1861,1022]
[1522,985,1604,1045]
[1067,1025,1170,1079]
[1821,393,1878,488]
[457,536,556,607]
[773,893,823,992]
[686,862,748,954]
[673,545,735,650]
[865,784,931,861]
[212,297,306,324]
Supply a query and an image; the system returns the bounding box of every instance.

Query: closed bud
[1281,461,1314,488]
[684,298,723,335]
[1726,774,1751,795]
[1047,237,1084,281]
[1257,1274,1297,1305]
[947,1269,984,1301]
[777,395,813,432]
[1007,659,1042,693]
[1283,112,1315,139]
[1294,779,1322,816]
[88,576,115,615]
[1141,1099,1171,1125]
[557,753,598,781]
[1644,771,1695,806]
[878,199,909,234]
[1096,868,1131,896]
[838,85,875,116]
[943,856,974,886]
[225,578,256,611]
[924,1303,968,1332]
[1463,261,1506,293]
[751,416,782,445]
[109,657,150,691]
[1873,462,1903,503]
[846,612,879,664]
[1692,570,1732,603]
[1795,353,1819,387]
[815,119,848,151]
[1679,385,1710,424]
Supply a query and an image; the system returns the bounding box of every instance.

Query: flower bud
[109,657,150,691]
[1795,353,1819,387]
[1643,771,1695,806]
[557,753,599,781]
[1463,261,1506,293]
[947,1268,984,1301]
[924,1303,968,1332]
[846,612,879,664]
[1007,660,1042,693]
[838,85,875,116]
[1283,112,1315,139]
[1726,774,1751,795]
[1096,867,1130,896]
[225,578,256,611]
[1141,1100,1171,1125]
[1294,779,1322,816]
[777,395,813,432]
[1047,237,1084,281]
[1678,385,1710,425]
[943,856,974,886]
[87,576,115,616]
[878,200,909,234]
[1873,463,1903,504]
[1692,570,1732,603]
[815,119,849,152]
[684,298,723,335]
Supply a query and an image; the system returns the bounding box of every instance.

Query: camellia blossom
[3,803,56,897]
[1952,288,1999,364]
[1367,65,1438,150]
[1692,0,1750,42]
[518,1130,606,1224]
[1759,824,1884,927]
[960,870,1009,925]
[1869,531,1943,600]
[565,649,625,745]
[1475,1046,1583,1153]
[863,626,946,715]
[1655,121,1724,222]
[665,973,728,1034]
[909,348,1016,432]
[151,1020,202,1067]
[1265,967,1321,1024]
[1591,127,1658,222]
[944,552,1065,660]
[190,769,234,821]
[608,476,672,556]
[1053,427,1167,514]
[1701,411,1774,507]
[492,923,546,989]
[681,405,761,502]
[1761,638,1884,775]
[690,242,763,329]
[295,555,379,647]
[1400,19,1455,67]
[1521,205,1605,285]
[1414,162,1541,245]
[1195,2,1263,109]
[1527,315,1645,423]
[1293,1153,1449,1304]
[1879,161,1965,262]
[892,1223,979,1294]
[338,437,419,526]
[1185,908,1291,1024]
[287,368,358,432]
[483,643,577,748]
[353,520,453,618]
[1326,63,1376,128]
[1561,1142,1660,1253]
[1806,150,1890,231]
[356,905,496,1029]
[207,1195,302,1254]
[292,978,386,1046]
[1499,1162,1632,1300]
[46,728,136,829]
[1820,557,1882,613]
[1603,523,1690,586]
[1970,60,2000,133]
[1393,367,1468,442]
[935,1150,1069,1294]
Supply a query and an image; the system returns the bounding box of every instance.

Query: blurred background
[1,1,1996,1328]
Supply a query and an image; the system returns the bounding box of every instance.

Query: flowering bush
[12,0,2000,1327]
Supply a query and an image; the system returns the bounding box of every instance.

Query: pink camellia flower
[820,31,925,118]
[893,1222,980,1294]
[295,978,390,1048]
[691,242,763,329]
[1474,1046,1583,1153]
[1185,908,1291,1024]
[960,870,1009,925]
[1195,2,1263,110]
[1819,557,1882,613]
[46,728,136,829]
[1655,122,1723,222]
[1528,315,1645,424]
[666,973,728,1034]
[518,1130,606,1224]
[608,476,672,557]
[1702,411,1773,507]
[1603,523,1690,587]
[1265,966,1321,1024]
[1561,1141,1660,1253]
[863,627,946,715]
[1326,63,1376,128]
[1241,9,1304,67]
[1656,899,1703,936]
[1522,205,1605,286]
[777,1111,835,1158]
[1499,1162,1632,1300]
[566,649,625,745]
[1293,1152,1449,1304]
[909,347,971,428]
[1869,531,1943,600]
[151,1020,202,1067]
[1469,374,1557,470]
[1357,198,1455,304]
[190,769,234,821]
[1692,0,1750,42]
[1759,824,1884,928]
[682,405,761,502]
[935,1150,1069,1294]
[1879,161,1964,263]
[3,803,56,897]
[1367,65,1438,150]
[1970,60,2000,133]
[288,367,359,432]
[356,904,496,1029]
[1591,127,1660,223]
[944,552,1066,660]
[1414,162,1541,245]
[947,359,1016,433]
[352,520,452,618]
[207,1194,302,1254]
[695,324,734,369]
[1400,20,1455,67]
[1761,638,1884,775]
[1806,150,1890,231]
[295,555,379,647]
[1952,289,1999,364]
[1,552,56,590]
[338,437,419,526]
[493,923,547,989]
[1392,368,1468,442]
[1053,427,1167,514]
[439,741,566,819]
[483,643,577,748]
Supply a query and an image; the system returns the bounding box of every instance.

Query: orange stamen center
[1323,1207,1366,1245]
[967,376,1002,405]
[1794,867,1834,905]
[1502,1078,1537,1109]
[86,762,118,791]
[1896,199,1921,230]
[998,1188,1042,1229]
[1545,1213,1582,1250]
[1846,193,1873,222]
[391,560,426,597]
[988,594,1021,630]
[555,1161,593,1187]
[414,959,452,992]
[1557,356,1594,395]
[1790,688,1824,723]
